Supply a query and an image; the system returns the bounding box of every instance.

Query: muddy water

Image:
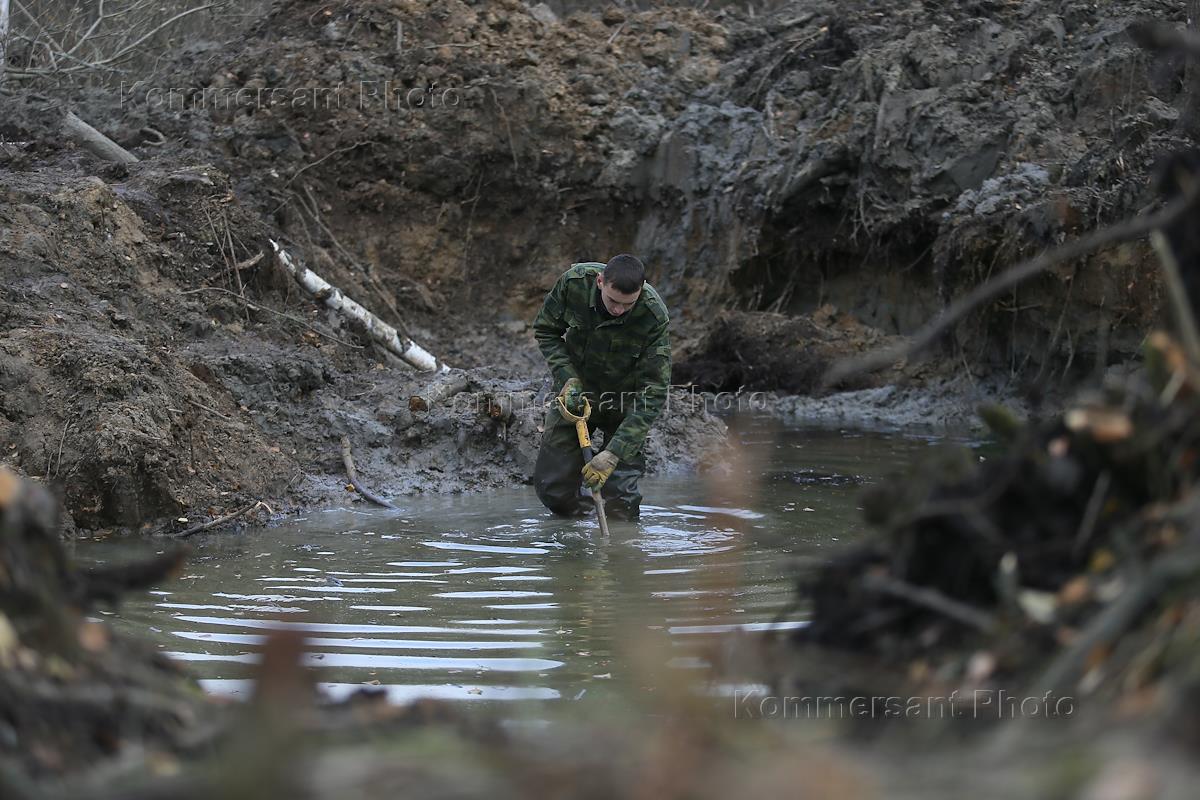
[76,419,979,706]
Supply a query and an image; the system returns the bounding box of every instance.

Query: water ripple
[82,422,926,706]
[170,651,564,672]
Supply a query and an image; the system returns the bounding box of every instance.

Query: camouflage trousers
[533,406,645,521]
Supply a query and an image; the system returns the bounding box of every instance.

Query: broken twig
[179,286,363,348]
[339,436,398,509]
[184,397,232,421]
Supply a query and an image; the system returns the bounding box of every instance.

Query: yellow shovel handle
[555,394,591,449]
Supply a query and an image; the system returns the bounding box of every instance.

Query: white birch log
[271,239,449,373]
[62,111,139,164]
[0,0,11,88]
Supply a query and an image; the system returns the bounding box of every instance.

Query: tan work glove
[557,377,585,415]
[581,449,619,491]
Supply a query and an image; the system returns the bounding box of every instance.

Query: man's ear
[595,274,604,289]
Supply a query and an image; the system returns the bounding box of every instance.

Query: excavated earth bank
[0,0,1191,532]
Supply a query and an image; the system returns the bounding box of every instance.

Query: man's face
[596,275,641,317]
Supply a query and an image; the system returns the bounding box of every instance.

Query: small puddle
[77,419,979,706]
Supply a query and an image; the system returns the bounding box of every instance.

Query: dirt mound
[674,304,905,393]
[77,0,736,327]
[0,166,297,530]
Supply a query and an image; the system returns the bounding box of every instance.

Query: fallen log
[408,368,470,412]
[177,500,271,539]
[271,240,448,373]
[339,436,398,510]
[61,111,139,165]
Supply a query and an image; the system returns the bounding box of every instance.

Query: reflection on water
[77,419,977,706]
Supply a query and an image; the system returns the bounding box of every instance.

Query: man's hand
[581,449,619,491]
[557,377,585,415]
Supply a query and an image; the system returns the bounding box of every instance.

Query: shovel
[555,395,610,537]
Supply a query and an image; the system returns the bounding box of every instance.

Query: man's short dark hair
[604,254,645,294]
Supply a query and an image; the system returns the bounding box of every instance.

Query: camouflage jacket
[532,262,672,461]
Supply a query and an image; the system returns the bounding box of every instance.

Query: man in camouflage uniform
[531,254,672,521]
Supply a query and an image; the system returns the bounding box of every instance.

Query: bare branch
[177,500,271,538]
[280,140,374,193]
[1151,229,1200,364]
[178,286,365,349]
[862,573,998,633]
[11,0,67,61]
[88,2,222,68]
[8,1,225,83]
[63,0,102,58]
